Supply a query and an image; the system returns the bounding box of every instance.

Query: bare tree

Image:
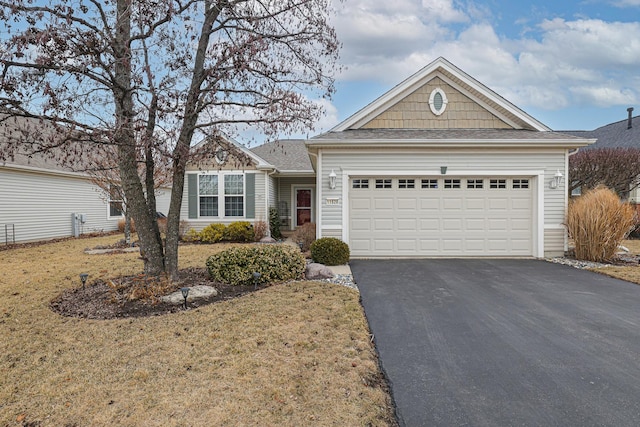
[0,0,340,279]
[569,148,640,198]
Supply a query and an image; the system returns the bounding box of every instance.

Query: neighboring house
[564,107,640,200]
[0,150,172,244]
[184,57,593,258]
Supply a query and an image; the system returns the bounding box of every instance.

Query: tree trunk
[124,211,132,245]
[114,0,165,276]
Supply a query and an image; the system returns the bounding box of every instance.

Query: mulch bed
[50,267,264,320]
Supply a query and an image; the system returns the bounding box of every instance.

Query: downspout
[307,150,320,239]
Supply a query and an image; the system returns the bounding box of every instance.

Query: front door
[295,188,312,227]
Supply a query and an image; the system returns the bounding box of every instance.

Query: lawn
[0,234,396,426]
[590,239,640,285]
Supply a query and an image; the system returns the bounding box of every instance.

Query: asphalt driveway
[350,259,640,427]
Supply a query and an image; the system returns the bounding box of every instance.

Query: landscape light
[252,272,261,290]
[180,287,190,309]
[79,273,89,289]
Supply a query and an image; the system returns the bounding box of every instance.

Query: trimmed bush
[310,237,350,266]
[567,186,637,262]
[291,222,316,251]
[199,223,226,243]
[269,207,282,239]
[224,221,255,242]
[182,228,201,242]
[206,244,305,286]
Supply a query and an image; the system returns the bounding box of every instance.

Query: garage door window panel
[490,179,506,189]
[467,179,484,189]
[422,179,438,189]
[399,179,415,189]
[513,179,529,189]
[444,179,461,189]
[376,179,392,189]
[352,179,369,189]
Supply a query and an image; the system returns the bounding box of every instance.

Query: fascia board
[306,138,596,149]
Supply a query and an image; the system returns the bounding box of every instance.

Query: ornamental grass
[567,186,637,262]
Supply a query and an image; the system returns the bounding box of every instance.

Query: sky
[311,0,640,134]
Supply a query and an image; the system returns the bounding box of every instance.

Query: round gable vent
[429,87,448,116]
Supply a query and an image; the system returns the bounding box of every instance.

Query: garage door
[349,177,534,257]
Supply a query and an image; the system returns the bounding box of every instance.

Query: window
[513,179,529,189]
[421,179,438,189]
[429,87,448,116]
[490,179,506,189]
[375,179,392,189]
[199,175,218,216]
[444,179,461,189]
[398,179,415,189]
[352,179,369,189]
[224,174,244,216]
[108,185,124,217]
[467,179,484,189]
[196,173,245,217]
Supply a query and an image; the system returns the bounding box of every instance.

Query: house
[564,107,640,200]
[183,57,594,258]
[0,117,172,244]
[1,57,594,255]
[0,150,173,244]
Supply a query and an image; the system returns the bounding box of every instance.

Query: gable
[332,57,550,133]
[361,76,513,130]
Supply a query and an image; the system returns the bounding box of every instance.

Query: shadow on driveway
[351,259,640,427]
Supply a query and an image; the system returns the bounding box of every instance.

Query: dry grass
[586,239,640,286]
[0,235,395,426]
[567,186,636,262]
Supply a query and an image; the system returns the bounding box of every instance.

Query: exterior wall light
[328,170,337,189]
[551,170,563,189]
[440,166,447,175]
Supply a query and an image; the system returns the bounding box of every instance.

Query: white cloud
[331,1,640,115]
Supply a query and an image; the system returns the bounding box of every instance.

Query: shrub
[206,244,305,286]
[199,223,226,243]
[182,228,201,242]
[224,221,255,242]
[269,207,282,239]
[117,217,136,233]
[291,222,316,251]
[310,237,350,266]
[178,220,190,240]
[253,220,268,242]
[567,186,637,262]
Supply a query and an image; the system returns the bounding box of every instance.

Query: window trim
[107,184,125,219]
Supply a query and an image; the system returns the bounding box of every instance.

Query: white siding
[319,148,568,257]
[155,188,172,216]
[267,175,277,210]
[0,167,120,243]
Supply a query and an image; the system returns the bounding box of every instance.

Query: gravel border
[322,273,358,291]
[545,257,611,269]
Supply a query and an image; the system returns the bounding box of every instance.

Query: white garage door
[349,177,534,257]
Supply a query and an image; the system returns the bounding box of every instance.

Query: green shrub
[269,207,282,239]
[224,221,255,242]
[206,244,305,286]
[292,222,316,252]
[199,223,226,243]
[310,237,350,266]
[567,186,637,262]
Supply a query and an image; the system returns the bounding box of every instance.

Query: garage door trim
[340,169,545,258]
